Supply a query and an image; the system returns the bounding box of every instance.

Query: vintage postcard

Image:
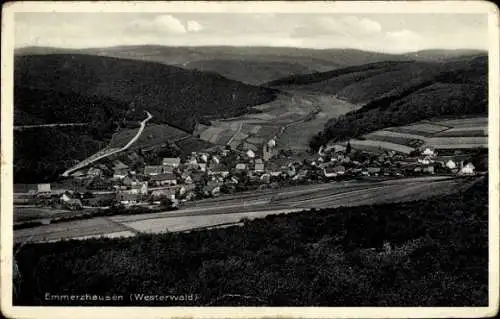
[1,1,499,318]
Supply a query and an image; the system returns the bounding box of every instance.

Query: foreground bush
[15,178,488,306]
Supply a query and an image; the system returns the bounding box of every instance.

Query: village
[14,135,480,215]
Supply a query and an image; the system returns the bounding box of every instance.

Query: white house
[37,183,51,194]
[162,157,180,168]
[418,156,433,165]
[445,159,457,170]
[323,167,338,178]
[150,173,177,186]
[422,148,436,157]
[235,163,247,171]
[144,165,163,176]
[246,149,255,159]
[199,154,208,163]
[459,163,476,175]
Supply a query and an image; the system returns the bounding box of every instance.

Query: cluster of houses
[16,138,479,212]
[313,143,477,179]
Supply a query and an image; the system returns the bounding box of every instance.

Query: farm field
[14,207,71,223]
[125,124,189,150]
[349,139,414,154]
[350,116,488,154]
[14,176,480,244]
[363,131,427,146]
[278,93,360,150]
[175,136,215,154]
[195,92,359,151]
[434,126,488,137]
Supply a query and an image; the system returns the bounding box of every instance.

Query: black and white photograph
[1,1,499,318]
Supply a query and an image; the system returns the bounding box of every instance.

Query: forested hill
[15,54,279,133]
[267,55,487,150]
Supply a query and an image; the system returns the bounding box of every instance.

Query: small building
[445,159,457,170]
[418,156,433,165]
[459,162,476,175]
[37,183,51,194]
[323,166,338,178]
[333,165,346,175]
[203,180,221,197]
[254,159,265,173]
[208,163,230,177]
[422,148,436,157]
[367,167,381,175]
[116,192,139,206]
[422,165,435,174]
[246,149,255,159]
[260,173,271,184]
[235,163,247,171]
[198,163,207,172]
[162,157,181,168]
[150,173,177,186]
[130,182,148,195]
[151,188,177,199]
[144,165,163,176]
[62,198,83,210]
[162,166,174,174]
[87,167,102,177]
[113,161,129,179]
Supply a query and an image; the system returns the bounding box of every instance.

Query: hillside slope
[15,46,414,85]
[15,54,278,132]
[14,53,276,182]
[304,55,488,149]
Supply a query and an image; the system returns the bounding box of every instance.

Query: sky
[15,12,488,53]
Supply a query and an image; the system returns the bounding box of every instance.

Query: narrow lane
[61,111,152,177]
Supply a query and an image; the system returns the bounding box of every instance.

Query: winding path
[61,111,152,177]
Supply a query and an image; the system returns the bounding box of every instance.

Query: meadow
[344,116,488,155]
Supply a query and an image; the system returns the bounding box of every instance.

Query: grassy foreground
[15,178,488,306]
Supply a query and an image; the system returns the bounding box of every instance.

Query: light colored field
[349,139,414,154]
[14,217,133,243]
[397,123,449,134]
[200,126,225,143]
[425,143,488,150]
[425,137,488,146]
[435,126,488,137]
[14,207,70,222]
[364,130,426,146]
[278,94,360,150]
[122,209,301,233]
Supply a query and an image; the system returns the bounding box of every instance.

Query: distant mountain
[15,53,278,132]
[403,49,488,61]
[15,46,415,85]
[293,55,489,150]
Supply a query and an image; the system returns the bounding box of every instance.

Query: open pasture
[108,127,140,148]
[388,123,449,136]
[176,136,214,154]
[200,126,226,144]
[435,126,488,137]
[364,130,427,146]
[349,139,414,154]
[424,136,488,150]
